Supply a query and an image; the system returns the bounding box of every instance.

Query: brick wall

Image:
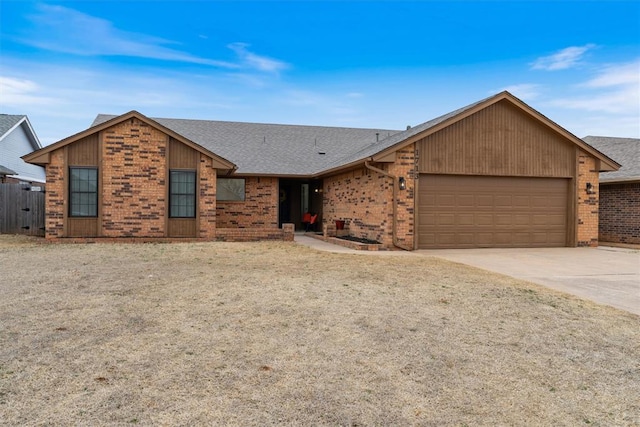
[216,223,294,242]
[44,150,65,239]
[599,182,640,244]
[323,167,392,246]
[198,154,217,238]
[102,119,167,237]
[216,177,278,228]
[576,152,599,247]
[322,145,416,248]
[387,146,416,249]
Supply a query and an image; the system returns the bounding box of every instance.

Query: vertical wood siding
[66,134,99,236]
[67,134,99,166]
[168,138,198,237]
[418,100,575,177]
[169,138,198,169]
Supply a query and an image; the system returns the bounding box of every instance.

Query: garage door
[418,175,569,249]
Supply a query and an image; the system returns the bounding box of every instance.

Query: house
[22,91,619,249]
[0,114,45,185]
[582,136,639,245]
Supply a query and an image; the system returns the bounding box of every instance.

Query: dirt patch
[0,235,638,425]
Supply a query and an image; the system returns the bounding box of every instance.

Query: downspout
[364,160,413,251]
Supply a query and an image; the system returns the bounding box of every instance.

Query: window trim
[69,167,98,218]
[169,169,197,218]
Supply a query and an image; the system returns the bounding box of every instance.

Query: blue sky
[1,1,639,146]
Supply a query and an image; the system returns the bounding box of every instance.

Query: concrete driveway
[294,235,639,316]
[418,246,640,316]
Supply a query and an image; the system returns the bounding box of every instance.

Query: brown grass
[0,234,638,426]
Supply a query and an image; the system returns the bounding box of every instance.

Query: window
[69,167,98,217]
[170,170,196,218]
[217,178,245,201]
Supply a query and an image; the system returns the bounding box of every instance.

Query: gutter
[364,160,413,251]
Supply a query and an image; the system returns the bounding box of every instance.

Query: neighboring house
[0,114,45,184]
[22,91,619,249]
[582,136,639,245]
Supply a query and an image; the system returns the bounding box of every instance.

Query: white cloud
[548,60,640,114]
[531,44,596,71]
[227,43,289,73]
[497,84,542,100]
[583,61,640,88]
[20,4,288,73]
[0,76,57,106]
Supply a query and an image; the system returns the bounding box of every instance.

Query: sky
[1,1,639,146]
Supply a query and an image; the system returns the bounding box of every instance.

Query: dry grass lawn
[0,235,638,426]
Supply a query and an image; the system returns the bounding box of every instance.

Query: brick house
[582,136,639,245]
[22,91,619,249]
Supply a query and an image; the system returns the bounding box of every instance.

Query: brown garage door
[418,175,569,249]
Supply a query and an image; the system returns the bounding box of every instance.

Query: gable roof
[91,115,399,176]
[582,136,640,183]
[22,111,236,171]
[22,91,621,177]
[0,114,42,150]
[322,91,620,175]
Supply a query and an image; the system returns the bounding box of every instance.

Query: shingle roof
[582,136,640,182]
[92,115,400,175]
[323,99,485,171]
[0,114,26,138]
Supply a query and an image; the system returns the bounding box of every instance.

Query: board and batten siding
[417,100,575,178]
[167,137,198,237]
[65,134,100,237]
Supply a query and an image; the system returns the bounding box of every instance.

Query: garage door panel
[495,214,513,226]
[418,175,568,249]
[458,195,475,207]
[476,214,493,226]
[476,195,493,207]
[458,213,474,226]
[495,195,512,207]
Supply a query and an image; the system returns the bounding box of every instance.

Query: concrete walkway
[294,234,640,315]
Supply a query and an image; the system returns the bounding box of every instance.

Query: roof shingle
[92,115,400,175]
[583,136,640,182]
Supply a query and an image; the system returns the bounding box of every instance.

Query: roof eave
[367,91,621,172]
[22,111,236,170]
[599,177,640,185]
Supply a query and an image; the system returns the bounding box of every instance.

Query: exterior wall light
[398,176,407,190]
[586,182,594,194]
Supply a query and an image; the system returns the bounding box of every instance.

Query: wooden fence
[0,183,45,236]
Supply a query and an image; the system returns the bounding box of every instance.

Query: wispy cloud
[531,44,596,71]
[228,43,289,73]
[583,61,640,88]
[548,60,640,114]
[0,76,57,106]
[20,4,289,73]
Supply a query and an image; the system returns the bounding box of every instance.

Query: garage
[418,175,569,249]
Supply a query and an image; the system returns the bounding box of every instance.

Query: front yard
[0,235,638,425]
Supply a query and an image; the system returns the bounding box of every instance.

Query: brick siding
[216,177,278,228]
[322,145,416,249]
[576,152,599,247]
[101,119,167,237]
[599,182,640,244]
[198,154,217,238]
[42,120,290,242]
[45,150,65,238]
